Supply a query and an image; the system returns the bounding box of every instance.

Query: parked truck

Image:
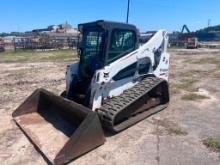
[187,37,198,49]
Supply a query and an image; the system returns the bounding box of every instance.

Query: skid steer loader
[13,20,170,165]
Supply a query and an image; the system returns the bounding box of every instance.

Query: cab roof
[78,20,138,32]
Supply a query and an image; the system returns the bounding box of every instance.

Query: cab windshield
[79,27,104,78]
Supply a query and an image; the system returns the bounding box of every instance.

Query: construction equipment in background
[181,25,198,49]
[13,20,170,165]
[0,38,5,52]
[179,24,196,46]
[187,37,198,49]
[169,24,196,47]
[181,24,190,33]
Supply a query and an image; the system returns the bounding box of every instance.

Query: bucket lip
[12,88,92,118]
[55,112,106,164]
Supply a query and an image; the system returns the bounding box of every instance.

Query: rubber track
[98,77,168,132]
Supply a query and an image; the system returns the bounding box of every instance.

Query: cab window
[108,30,136,63]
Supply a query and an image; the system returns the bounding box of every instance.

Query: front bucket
[12,88,105,165]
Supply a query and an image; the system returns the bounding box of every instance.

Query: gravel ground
[0,48,220,165]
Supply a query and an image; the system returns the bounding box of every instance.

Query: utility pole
[126,0,131,23]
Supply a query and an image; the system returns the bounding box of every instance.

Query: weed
[175,78,198,89]
[203,137,220,152]
[191,58,220,69]
[169,86,178,95]
[168,127,188,136]
[154,119,188,136]
[181,93,209,101]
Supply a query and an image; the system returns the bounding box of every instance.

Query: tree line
[198,25,220,32]
[0,32,25,37]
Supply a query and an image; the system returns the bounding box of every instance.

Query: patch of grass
[182,70,209,77]
[0,49,77,63]
[191,58,220,69]
[204,137,220,151]
[168,127,188,136]
[172,70,203,92]
[175,78,198,89]
[154,119,188,136]
[183,57,220,78]
[169,73,176,79]
[181,93,210,101]
[169,86,178,95]
[192,58,215,64]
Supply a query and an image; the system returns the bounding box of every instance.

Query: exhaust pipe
[12,88,105,165]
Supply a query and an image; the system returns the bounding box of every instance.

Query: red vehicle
[187,37,198,49]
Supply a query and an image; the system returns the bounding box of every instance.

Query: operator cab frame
[69,20,140,103]
[78,20,139,79]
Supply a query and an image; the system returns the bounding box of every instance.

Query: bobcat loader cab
[13,20,170,164]
[66,21,139,103]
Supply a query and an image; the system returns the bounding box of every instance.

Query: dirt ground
[0,48,220,165]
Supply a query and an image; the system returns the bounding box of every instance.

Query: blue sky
[0,0,219,32]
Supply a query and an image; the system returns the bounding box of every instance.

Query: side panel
[66,60,79,94]
[153,52,170,80]
[153,31,170,80]
[90,30,170,111]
